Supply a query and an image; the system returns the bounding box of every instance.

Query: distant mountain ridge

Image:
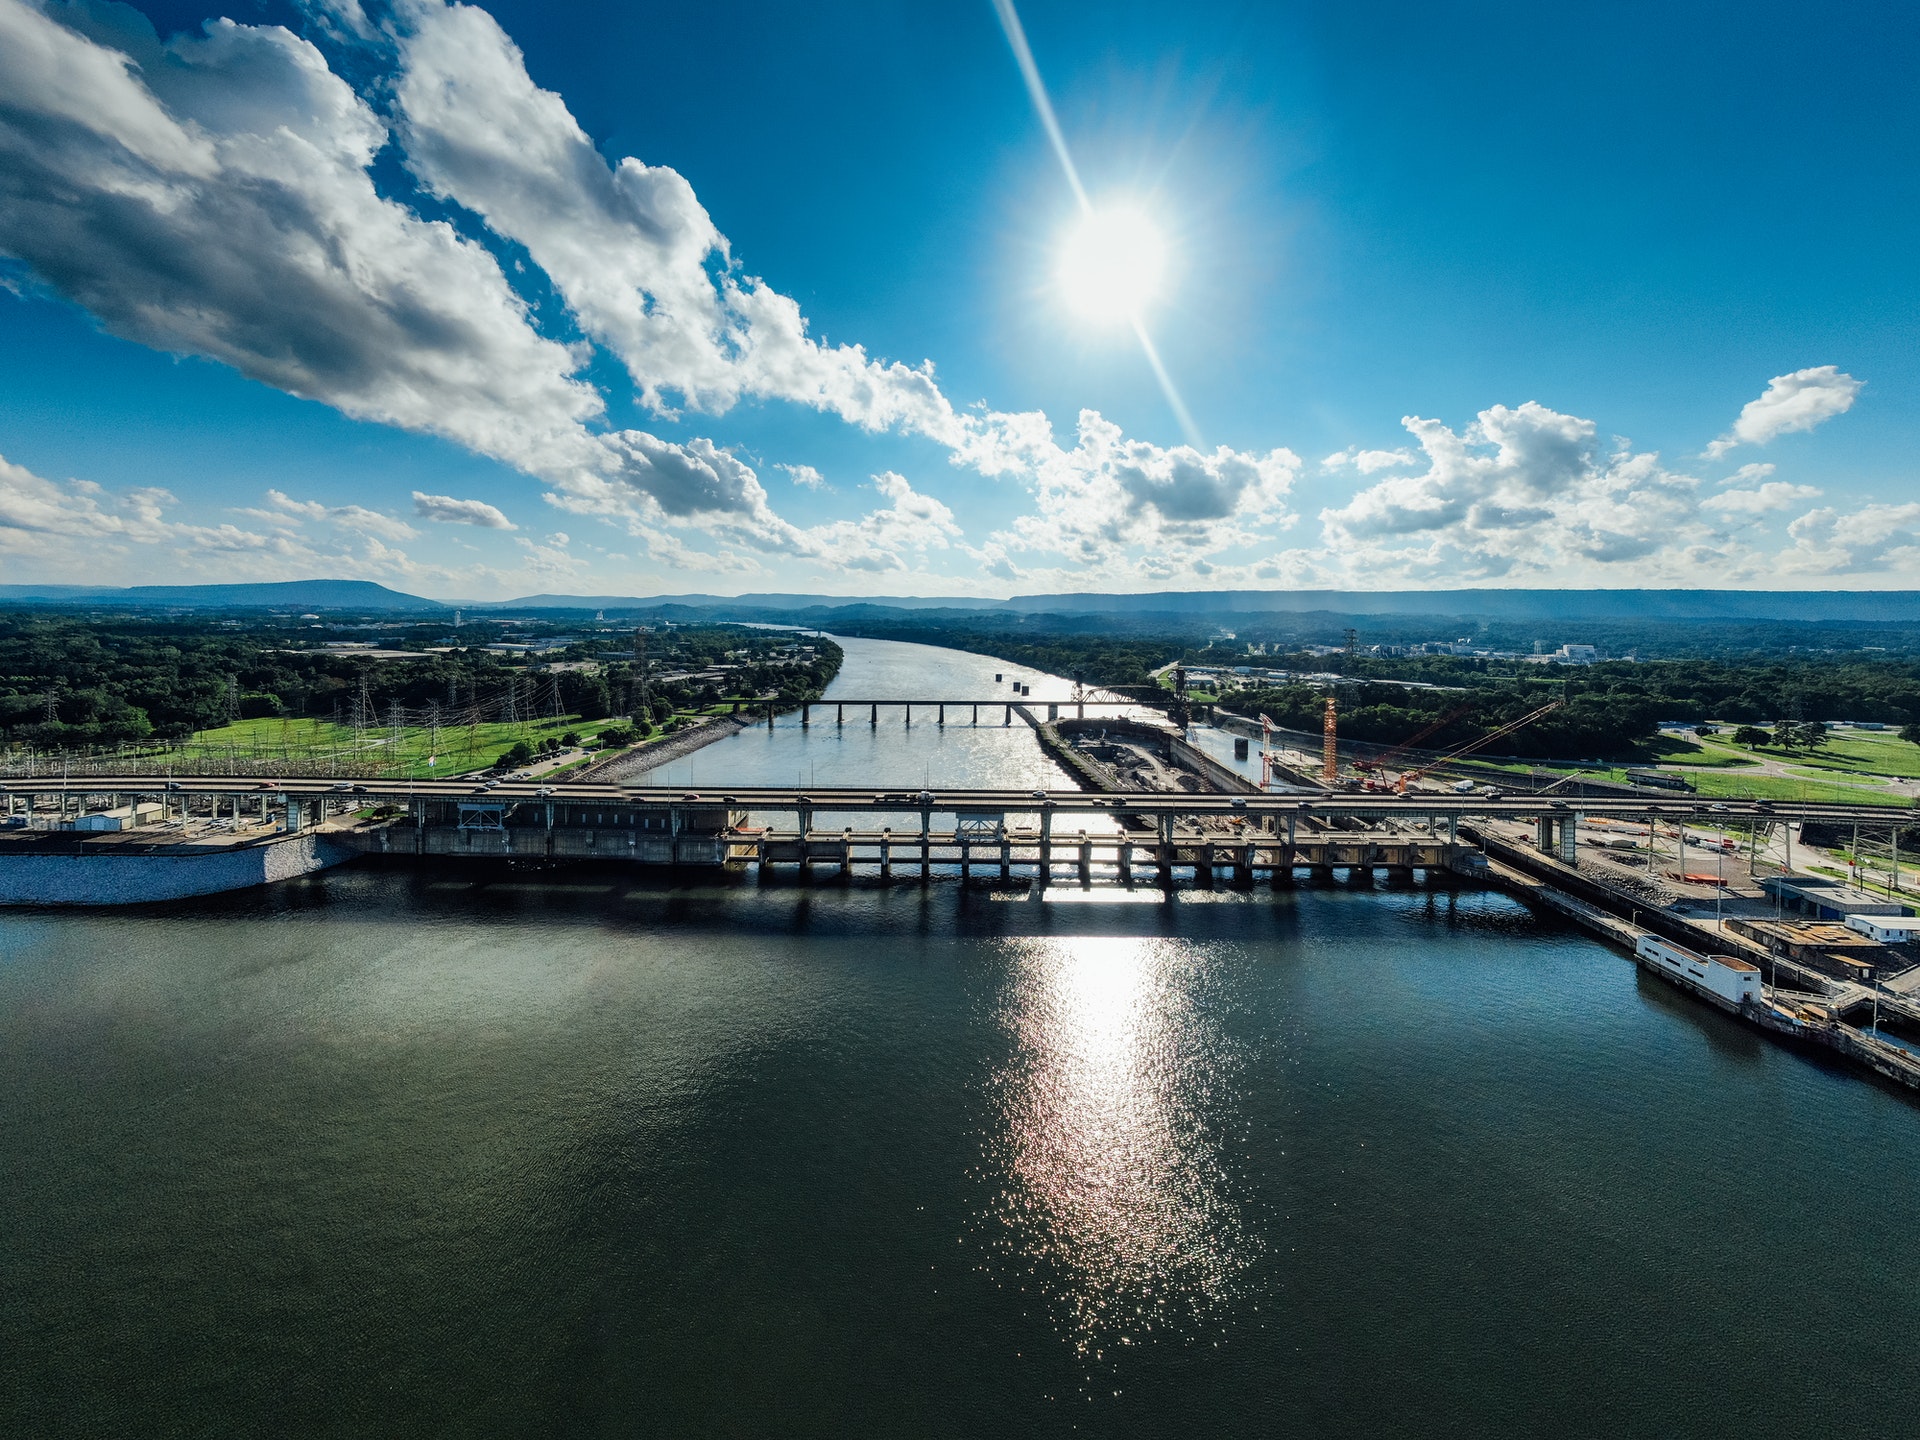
[490,588,1920,623]
[1,581,1918,624]
[0,580,443,610]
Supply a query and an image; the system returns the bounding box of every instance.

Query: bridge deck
[0,775,1906,825]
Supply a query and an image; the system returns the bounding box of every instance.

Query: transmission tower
[634,629,651,721]
[42,688,57,723]
[1322,697,1339,784]
[353,675,373,737]
[225,674,240,723]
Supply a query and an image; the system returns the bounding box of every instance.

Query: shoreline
[577,714,751,783]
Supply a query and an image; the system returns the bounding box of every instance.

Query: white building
[1635,935,1762,1005]
[72,803,163,832]
[1846,915,1919,944]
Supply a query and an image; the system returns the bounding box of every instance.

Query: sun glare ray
[992,0,1203,448]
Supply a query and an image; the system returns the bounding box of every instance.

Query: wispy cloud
[412,491,516,529]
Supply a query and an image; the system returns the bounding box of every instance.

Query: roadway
[1,775,1910,825]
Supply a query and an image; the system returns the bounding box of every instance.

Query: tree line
[0,614,841,748]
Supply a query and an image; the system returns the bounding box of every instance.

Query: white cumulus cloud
[1705,366,1863,459]
[1321,446,1416,474]
[1702,481,1823,518]
[1318,402,1705,580]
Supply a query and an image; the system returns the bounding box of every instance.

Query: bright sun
[1057,205,1166,323]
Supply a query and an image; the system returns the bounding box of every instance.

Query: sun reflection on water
[978,936,1257,1352]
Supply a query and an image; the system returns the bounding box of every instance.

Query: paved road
[2,775,1911,826]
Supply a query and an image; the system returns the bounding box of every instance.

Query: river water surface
[4,637,1920,1437]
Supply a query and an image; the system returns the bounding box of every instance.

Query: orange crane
[1395,699,1563,793]
[1355,703,1475,790]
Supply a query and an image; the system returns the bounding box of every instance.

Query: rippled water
[5,636,1920,1436]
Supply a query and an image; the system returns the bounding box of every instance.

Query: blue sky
[0,0,1914,598]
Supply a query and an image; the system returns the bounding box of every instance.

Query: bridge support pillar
[871,704,878,727]
[972,704,978,726]
[802,704,809,727]
[544,802,555,858]
[880,828,891,878]
[919,806,931,877]
[1004,705,1011,726]
[999,829,1010,881]
[1038,808,1052,886]
[1558,815,1580,867]
[767,706,776,731]
[939,704,945,726]
[1272,845,1296,885]
[1158,814,1175,886]
[837,704,843,726]
[1078,833,1091,884]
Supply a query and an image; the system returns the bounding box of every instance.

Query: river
[4,635,1919,1437]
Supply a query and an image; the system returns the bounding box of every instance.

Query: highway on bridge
[1,775,1910,826]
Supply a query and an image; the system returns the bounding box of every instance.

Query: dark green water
[4,865,1919,1437]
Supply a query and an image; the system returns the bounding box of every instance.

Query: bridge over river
[0,773,1904,884]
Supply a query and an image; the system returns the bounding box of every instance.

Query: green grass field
[1787,764,1891,784]
[1763,733,1920,779]
[1645,736,1761,768]
[165,714,602,778]
[1684,769,1911,806]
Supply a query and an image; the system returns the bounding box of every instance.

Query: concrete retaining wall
[0,832,353,906]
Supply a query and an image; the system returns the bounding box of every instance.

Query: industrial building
[1759,874,1913,922]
